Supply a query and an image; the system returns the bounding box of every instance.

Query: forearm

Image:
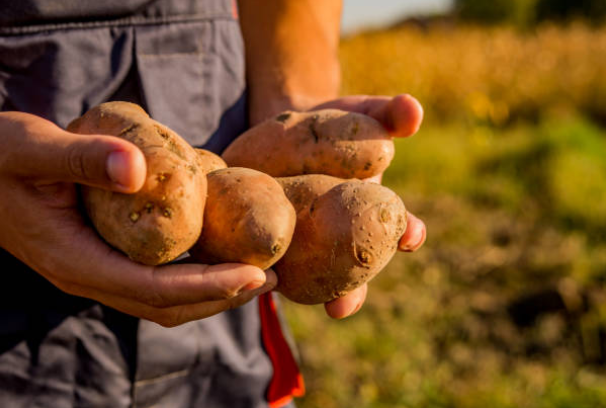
[238,0,342,125]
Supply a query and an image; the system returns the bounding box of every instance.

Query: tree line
[456,0,606,25]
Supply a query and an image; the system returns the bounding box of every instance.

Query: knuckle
[217,285,240,301]
[146,291,171,309]
[66,145,90,180]
[144,268,173,308]
[191,265,239,301]
[52,279,81,297]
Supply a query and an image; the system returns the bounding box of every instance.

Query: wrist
[247,68,341,126]
[248,93,331,127]
[239,0,343,126]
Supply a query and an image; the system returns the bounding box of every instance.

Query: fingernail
[352,299,364,315]
[336,301,361,319]
[338,305,356,320]
[238,279,277,297]
[401,226,426,252]
[106,151,130,188]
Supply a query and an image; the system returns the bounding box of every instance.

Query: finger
[67,250,275,308]
[144,263,276,307]
[5,112,146,193]
[51,273,276,327]
[44,221,276,308]
[140,280,275,327]
[398,213,426,252]
[324,284,368,319]
[371,94,424,138]
[47,132,146,193]
[364,173,383,184]
[312,94,424,138]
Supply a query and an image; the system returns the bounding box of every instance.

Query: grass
[339,22,606,127]
[282,22,606,408]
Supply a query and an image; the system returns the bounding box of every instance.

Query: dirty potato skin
[195,148,227,174]
[190,167,297,270]
[274,178,407,304]
[68,101,206,265]
[222,109,394,179]
[277,174,343,212]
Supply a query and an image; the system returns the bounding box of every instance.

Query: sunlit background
[341,0,452,34]
[284,1,606,407]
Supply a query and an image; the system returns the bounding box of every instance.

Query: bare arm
[237,0,342,125]
[237,1,426,319]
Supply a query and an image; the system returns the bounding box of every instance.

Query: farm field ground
[283,23,606,408]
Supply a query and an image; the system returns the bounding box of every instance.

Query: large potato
[222,109,394,179]
[190,167,297,270]
[68,101,206,265]
[274,177,407,304]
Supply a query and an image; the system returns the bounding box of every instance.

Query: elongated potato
[222,109,394,179]
[274,178,407,304]
[190,167,297,270]
[68,101,206,265]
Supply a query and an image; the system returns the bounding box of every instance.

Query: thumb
[6,113,146,193]
[57,132,147,193]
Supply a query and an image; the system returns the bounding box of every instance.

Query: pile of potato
[69,102,407,305]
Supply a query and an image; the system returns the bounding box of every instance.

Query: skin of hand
[0,112,276,327]
[237,0,343,126]
[313,94,427,319]
[238,0,426,319]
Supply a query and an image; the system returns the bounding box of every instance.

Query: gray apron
[0,1,297,406]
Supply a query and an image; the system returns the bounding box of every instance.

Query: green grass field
[283,23,606,408]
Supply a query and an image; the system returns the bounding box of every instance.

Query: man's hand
[238,0,424,318]
[312,94,427,319]
[0,112,275,327]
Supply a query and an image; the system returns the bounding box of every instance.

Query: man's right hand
[0,111,275,327]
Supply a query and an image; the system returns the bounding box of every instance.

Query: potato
[68,101,206,265]
[222,109,394,179]
[189,167,297,270]
[195,148,227,174]
[277,174,343,212]
[273,177,407,304]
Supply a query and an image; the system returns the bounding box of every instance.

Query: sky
[341,0,453,35]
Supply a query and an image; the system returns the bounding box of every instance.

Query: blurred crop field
[282,23,606,408]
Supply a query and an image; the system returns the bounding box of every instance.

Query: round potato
[68,101,206,265]
[190,167,297,270]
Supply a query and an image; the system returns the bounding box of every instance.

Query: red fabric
[231,0,238,19]
[259,293,305,408]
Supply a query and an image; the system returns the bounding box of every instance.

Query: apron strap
[258,293,305,408]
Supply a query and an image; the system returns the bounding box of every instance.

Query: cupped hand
[312,94,427,319]
[0,112,275,327]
